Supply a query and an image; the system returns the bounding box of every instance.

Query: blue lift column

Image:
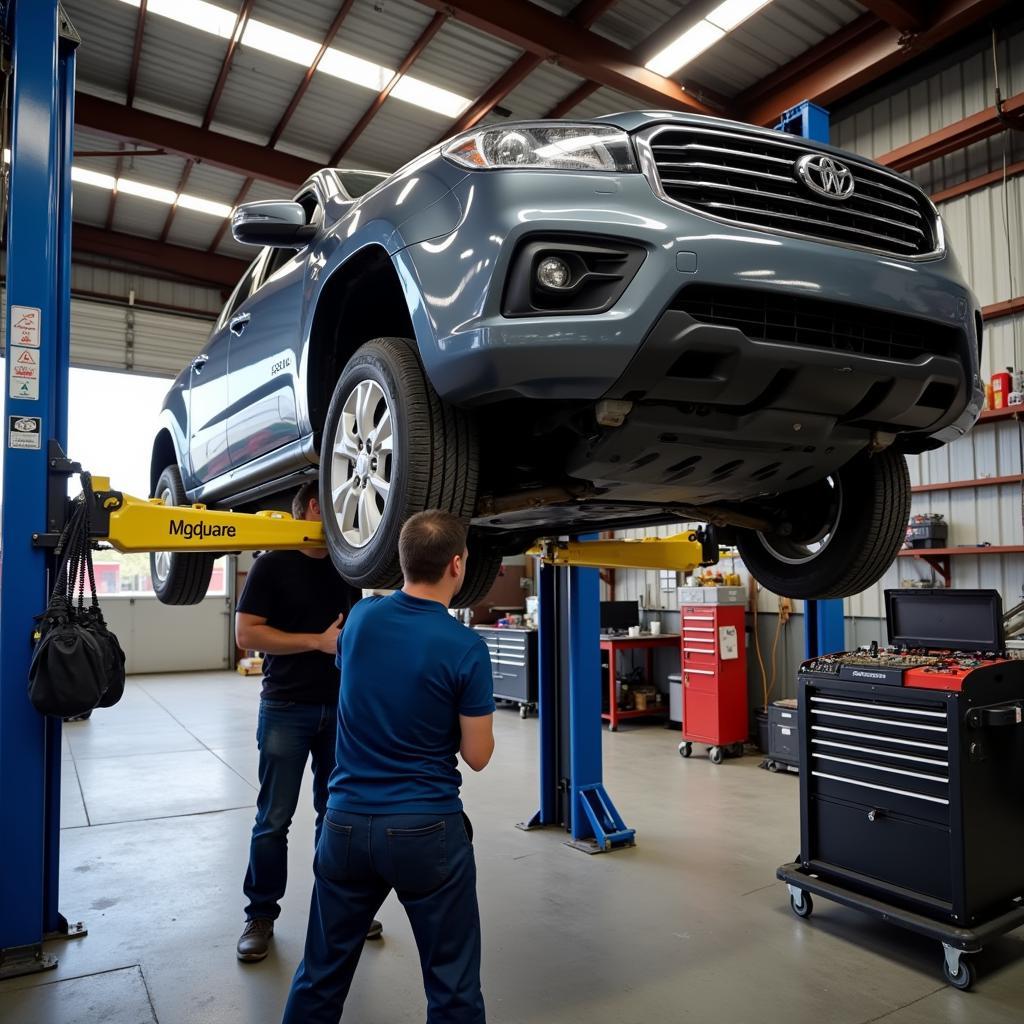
[0,0,80,978]
[520,542,635,854]
[774,100,846,660]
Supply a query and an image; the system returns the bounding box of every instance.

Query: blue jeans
[281,810,485,1024]
[243,699,337,921]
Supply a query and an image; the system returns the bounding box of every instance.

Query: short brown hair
[292,480,318,520]
[399,511,468,584]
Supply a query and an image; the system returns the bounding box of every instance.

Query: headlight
[443,124,637,172]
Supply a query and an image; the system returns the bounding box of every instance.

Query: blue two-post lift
[0,0,83,979]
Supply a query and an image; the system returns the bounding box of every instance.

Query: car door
[224,190,322,468]
[188,255,264,483]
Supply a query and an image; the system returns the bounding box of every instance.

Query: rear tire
[150,464,215,606]
[452,532,503,609]
[735,448,910,599]
[320,337,479,590]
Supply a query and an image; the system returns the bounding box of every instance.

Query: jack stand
[517,549,636,854]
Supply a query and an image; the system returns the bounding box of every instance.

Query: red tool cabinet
[678,603,749,764]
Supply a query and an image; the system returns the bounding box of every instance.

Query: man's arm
[459,714,494,772]
[235,612,343,656]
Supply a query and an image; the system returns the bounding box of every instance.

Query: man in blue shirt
[282,510,495,1024]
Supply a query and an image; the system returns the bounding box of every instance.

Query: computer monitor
[600,600,640,632]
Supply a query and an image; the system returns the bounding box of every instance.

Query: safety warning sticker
[8,415,41,450]
[11,306,41,348]
[10,377,39,400]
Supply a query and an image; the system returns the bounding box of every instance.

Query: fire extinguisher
[991,367,1013,409]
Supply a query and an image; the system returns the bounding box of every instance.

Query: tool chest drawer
[475,627,537,705]
[811,794,952,904]
[807,693,951,825]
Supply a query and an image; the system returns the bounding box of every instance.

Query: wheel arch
[151,427,179,496]
[306,245,421,448]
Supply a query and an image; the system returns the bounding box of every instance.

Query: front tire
[150,464,215,606]
[452,532,503,609]
[320,337,480,590]
[735,448,911,599]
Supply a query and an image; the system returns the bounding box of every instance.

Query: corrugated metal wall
[614,24,1024,702]
[0,262,219,377]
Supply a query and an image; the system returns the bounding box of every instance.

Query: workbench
[600,633,679,730]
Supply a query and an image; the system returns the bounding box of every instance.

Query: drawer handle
[684,668,714,676]
[811,771,950,806]
[684,647,715,654]
[812,752,948,785]
[811,709,946,733]
[810,696,946,720]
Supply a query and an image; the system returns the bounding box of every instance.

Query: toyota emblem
[794,153,855,200]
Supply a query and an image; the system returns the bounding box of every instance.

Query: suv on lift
[151,114,982,606]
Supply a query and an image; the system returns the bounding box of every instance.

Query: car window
[220,256,263,326]
[261,192,322,282]
[335,170,388,199]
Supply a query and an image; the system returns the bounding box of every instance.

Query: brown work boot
[236,918,274,962]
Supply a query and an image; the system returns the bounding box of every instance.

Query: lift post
[520,531,718,853]
[0,0,80,979]
[775,99,846,660]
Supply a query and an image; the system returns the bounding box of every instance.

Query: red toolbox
[678,603,748,764]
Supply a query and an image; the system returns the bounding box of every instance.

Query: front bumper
[398,168,982,451]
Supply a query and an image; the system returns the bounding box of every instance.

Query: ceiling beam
[204,0,257,129]
[338,12,448,160]
[440,0,619,139]
[878,89,1024,170]
[415,0,714,114]
[125,0,148,108]
[739,0,1006,127]
[74,224,248,288]
[75,93,320,188]
[856,0,928,31]
[269,0,357,149]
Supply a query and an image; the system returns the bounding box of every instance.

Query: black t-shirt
[236,550,361,704]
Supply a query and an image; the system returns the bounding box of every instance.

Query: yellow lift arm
[530,530,720,573]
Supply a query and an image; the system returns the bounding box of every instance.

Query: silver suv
[151,113,982,606]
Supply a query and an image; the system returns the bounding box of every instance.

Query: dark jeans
[243,699,337,921]
[281,810,485,1024]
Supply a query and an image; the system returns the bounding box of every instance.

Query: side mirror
[231,201,316,247]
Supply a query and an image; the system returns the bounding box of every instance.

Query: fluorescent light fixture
[243,20,320,67]
[176,193,233,218]
[706,0,774,31]
[116,0,236,38]
[319,48,391,91]
[113,0,470,118]
[646,20,725,77]
[390,75,470,119]
[72,167,118,190]
[645,0,774,77]
[70,166,232,218]
[116,177,178,204]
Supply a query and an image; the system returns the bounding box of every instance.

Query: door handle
[191,353,209,373]
[229,312,251,336]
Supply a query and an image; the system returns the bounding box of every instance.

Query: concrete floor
[2,672,1023,1023]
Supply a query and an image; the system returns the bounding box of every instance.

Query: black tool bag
[28,479,126,717]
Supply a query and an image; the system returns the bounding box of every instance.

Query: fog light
[537,256,571,290]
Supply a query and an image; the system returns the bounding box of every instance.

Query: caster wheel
[767,760,779,773]
[679,742,692,758]
[729,742,745,757]
[709,746,724,765]
[519,705,528,719]
[789,891,813,919]
[943,956,975,991]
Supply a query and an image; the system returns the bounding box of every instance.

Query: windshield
[334,169,389,199]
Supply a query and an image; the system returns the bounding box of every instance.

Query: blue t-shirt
[327,590,495,814]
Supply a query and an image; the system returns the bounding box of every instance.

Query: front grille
[674,284,961,362]
[642,124,939,257]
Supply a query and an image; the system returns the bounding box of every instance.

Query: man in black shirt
[234,480,380,962]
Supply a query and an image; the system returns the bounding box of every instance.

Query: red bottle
[992,368,1012,409]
